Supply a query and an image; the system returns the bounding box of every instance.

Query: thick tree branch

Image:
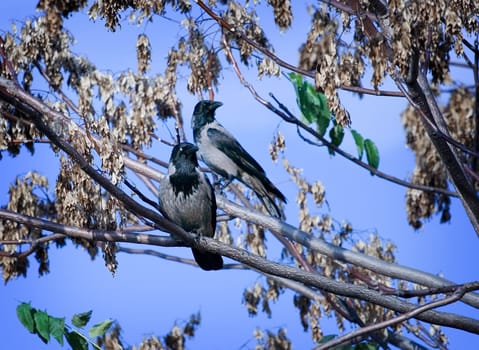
[0,208,180,248]
[118,245,429,350]
[2,208,479,333]
[123,155,479,309]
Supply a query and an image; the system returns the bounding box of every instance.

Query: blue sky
[1,1,478,349]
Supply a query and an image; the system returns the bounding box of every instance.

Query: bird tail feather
[192,248,223,271]
[258,194,285,220]
[242,174,286,219]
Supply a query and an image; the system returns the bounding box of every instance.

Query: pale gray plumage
[158,142,223,271]
[191,100,286,219]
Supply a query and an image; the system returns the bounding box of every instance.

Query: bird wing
[206,127,267,179]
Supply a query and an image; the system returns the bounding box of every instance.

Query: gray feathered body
[159,143,223,270]
[159,168,215,235]
[192,100,286,219]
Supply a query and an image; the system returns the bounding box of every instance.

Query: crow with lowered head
[159,142,223,271]
[191,100,286,219]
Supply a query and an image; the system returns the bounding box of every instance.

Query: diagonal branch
[219,34,457,197]
[405,66,479,236]
[316,286,471,350]
[123,155,479,309]
[2,209,479,333]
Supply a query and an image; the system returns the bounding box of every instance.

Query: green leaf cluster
[289,73,380,171]
[289,72,331,136]
[16,302,113,350]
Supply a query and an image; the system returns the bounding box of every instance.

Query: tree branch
[118,245,246,270]
[219,35,457,197]
[2,209,479,333]
[0,208,181,249]
[405,67,479,236]
[123,153,479,309]
[316,285,471,350]
[358,0,479,237]
[194,0,403,98]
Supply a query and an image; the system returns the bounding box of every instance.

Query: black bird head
[192,100,223,132]
[168,142,201,197]
[170,142,199,167]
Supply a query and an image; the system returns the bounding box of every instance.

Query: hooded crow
[159,142,223,270]
[192,100,286,219]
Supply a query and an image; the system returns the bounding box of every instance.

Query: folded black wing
[206,127,267,179]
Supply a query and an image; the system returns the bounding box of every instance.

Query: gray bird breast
[159,176,215,237]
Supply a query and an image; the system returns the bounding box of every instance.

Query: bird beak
[211,101,223,110]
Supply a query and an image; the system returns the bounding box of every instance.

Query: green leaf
[65,330,89,350]
[17,302,35,333]
[328,124,345,154]
[311,91,331,136]
[329,124,345,146]
[33,310,50,343]
[49,316,65,346]
[350,129,364,160]
[288,72,331,135]
[288,72,303,92]
[364,138,380,172]
[89,319,113,338]
[72,310,92,329]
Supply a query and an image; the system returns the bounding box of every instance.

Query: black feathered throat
[169,166,200,198]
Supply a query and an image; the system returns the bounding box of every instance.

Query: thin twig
[33,62,81,116]
[220,34,457,197]
[123,177,161,211]
[118,245,245,269]
[194,0,403,98]
[316,286,471,350]
[122,143,169,168]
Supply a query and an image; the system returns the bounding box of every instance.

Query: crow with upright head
[159,142,223,271]
[192,100,286,219]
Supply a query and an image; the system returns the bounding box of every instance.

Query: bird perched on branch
[192,100,286,219]
[159,142,223,271]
